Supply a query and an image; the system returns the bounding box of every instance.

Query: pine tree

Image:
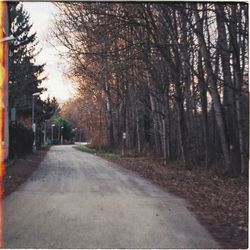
[42,96,59,120]
[8,2,45,119]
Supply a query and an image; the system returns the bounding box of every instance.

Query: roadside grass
[73,144,96,154]
[73,144,120,160]
[102,152,120,160]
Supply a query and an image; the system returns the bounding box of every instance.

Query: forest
[51,2,248,176]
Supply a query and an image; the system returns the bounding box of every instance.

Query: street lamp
[44,119,49,145]
[73,128,77,143]
[51,124,55,145]
[61,126,64,145]
[75,128,78,142]
[32,92,40,151]
[0,35,15,43]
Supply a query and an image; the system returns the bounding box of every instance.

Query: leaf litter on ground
[100,155,248,249]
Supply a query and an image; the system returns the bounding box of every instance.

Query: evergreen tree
[8,2,45,119]
[42,96,60,121]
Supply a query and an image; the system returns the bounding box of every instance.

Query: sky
[22,2,76,103]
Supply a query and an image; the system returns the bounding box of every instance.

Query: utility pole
[61,126,64,145]
[51,124,55,145]
[122,132,126,156]
[74,128,77,143]
[44,120,49,145]
[32,93,39,151]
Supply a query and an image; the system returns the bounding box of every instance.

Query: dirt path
[3,145,219,248]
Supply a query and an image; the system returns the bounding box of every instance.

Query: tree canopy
[52,116,74,141]
[53,3,248,175]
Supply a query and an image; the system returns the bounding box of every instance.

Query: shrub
[9,123,34,158]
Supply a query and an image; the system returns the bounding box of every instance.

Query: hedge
[9,123,34,158]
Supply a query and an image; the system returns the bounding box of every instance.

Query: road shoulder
[3,147,50,197]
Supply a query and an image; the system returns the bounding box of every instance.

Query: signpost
[61,126,64,145]
[10,108,16,123]
[122,132,126,156]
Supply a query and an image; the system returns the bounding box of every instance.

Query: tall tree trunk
[198,51,209,168]
[230,5,247,175]
[105,74,115,148]
[135,106,141,154]
[193,7,231,170]
[146,71,161,155]
[216,5,241,174]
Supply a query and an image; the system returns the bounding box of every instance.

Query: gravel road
[3,145,219,248]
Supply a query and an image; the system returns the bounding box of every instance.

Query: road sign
[123,132,126,139]
[32,123,36,132]
[10,108,16,122]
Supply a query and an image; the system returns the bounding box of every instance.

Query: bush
[9,123,34,158]
[35,127,43,149]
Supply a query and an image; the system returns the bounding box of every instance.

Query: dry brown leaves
[3,148,49,197]
[105,156,248,249]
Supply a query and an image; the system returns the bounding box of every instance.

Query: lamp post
[51,124,55,145]
[44,119,49,145]
[73,128,77,143]
[75,128,78,142]
[32,92,40,151]
[61,126,64,145]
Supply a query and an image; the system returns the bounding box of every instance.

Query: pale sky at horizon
[22,2,76,104]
